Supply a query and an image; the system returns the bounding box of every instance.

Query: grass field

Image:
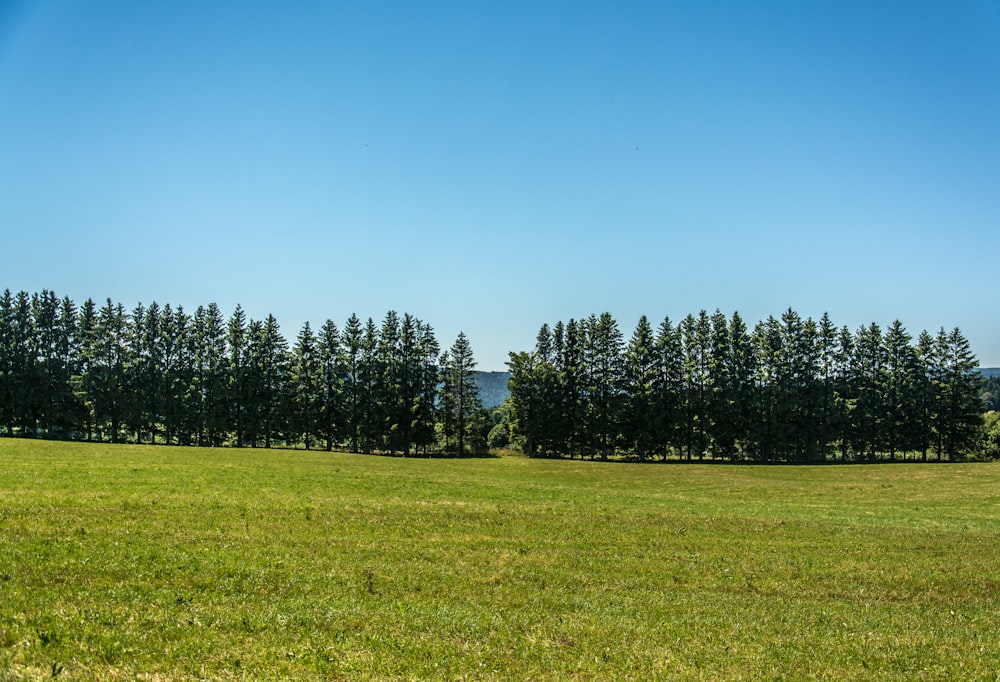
[1,439,999,680]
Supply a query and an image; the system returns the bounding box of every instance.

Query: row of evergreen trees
[506,309,984,462]
[0,290,485,454]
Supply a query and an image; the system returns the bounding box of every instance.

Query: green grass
[1,439,999,680]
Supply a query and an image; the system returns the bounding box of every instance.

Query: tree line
[506,309,985,462]
[0,290,486,454]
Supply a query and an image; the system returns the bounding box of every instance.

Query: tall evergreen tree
[0,290,14,436]
[933,327,982,459]
[882,320,919,460]
[439,332,482,455]
[124,302,150,443]
[75,299,98,441]
[412,320,441,455]
[377,311,403,453]
[257,314,289,449]
[852,323,886,460]
[30,290,63,436]
[726,311,757,460]
[582,313,624,460]
[226,305,248,447]
[290,321,322,449]
[340,314,364,453]
[316,319,344,451]
[624,315,658,460]
[192,303,229,446]
[8,291,35,435]
[158,304,194,445]
[358,318,380,453]
[681,312,713,460]
[53,295,84,436]
[654,317,684,460]
[87,299,129,442]
[815,313,840,461]
[707,309,734,459]
[834,325,855,460]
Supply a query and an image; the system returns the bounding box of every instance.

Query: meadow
[1,439,998,680]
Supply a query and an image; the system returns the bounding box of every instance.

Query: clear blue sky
[2,1,998,370]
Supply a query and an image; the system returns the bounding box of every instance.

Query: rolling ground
[1,439,998,680]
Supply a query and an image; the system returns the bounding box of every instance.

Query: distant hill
[476,371,511,408]
[981,368,1000,379]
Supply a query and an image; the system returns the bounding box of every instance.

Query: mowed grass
[1,440,999,680]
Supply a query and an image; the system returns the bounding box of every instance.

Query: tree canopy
[506,309,985,462]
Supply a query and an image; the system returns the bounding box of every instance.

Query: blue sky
[1,1,998,370]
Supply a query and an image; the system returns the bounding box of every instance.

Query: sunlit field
[2,439,998,680]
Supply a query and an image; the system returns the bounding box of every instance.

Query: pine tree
[834,325,855,460]
[192,303,229,446]
[377,311,403,453]
[75,299,98,441]
[340,314,364,453]
[624,316,658,460]
[882,320,920,460]
[556,320,586,456]
[440,332,482,455]
[913,330,937,461]
[934,327,982,459]
[582,313,624,460]
[53,295,84,437]
[258,314,289,449]
[816,313,840,461]
[226,305,248,447]
[158,304,194,445]
[359,318,380,453]
[30,290,63,436]
[707,309,733,459]
[412,320,441,455]
[88,299,128,443]
[243,319,266,447]
[290,321,321,449]
[751,316,782,462]
[680,312,713,460]
[852,323,886,460]
[9,291,35,435]
[654,317,684,460]
[783,309,820,462]
[316,319,344,451]
[124,302,150,443]
[0,290,14,436]
[727,311,757,460]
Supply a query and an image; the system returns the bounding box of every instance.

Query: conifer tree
[88,299,128,442]
[226,305,248,447]
[934,327,982,459]
[852,323,886,460]
[290,321,321,449]
[883,320,919,460]
[0,290,14,436]
[316,319,344,451]
[624,315,657,460]
[440,332,482,455]
[340,314,364,453]
[582,313,624,460]
[192,303,229,446]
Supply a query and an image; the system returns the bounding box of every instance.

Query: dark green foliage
[439,332,484,455]
[0,289,475,455]
[1,289,989,461]
[508,309,988,461]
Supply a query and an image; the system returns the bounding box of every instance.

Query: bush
[982,412,1000,459]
